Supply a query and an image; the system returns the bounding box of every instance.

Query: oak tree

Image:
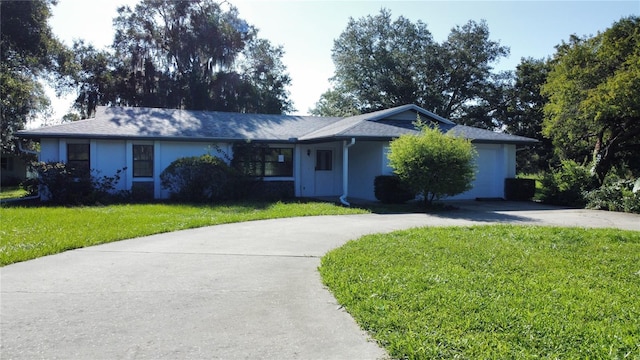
[312,9,509,129]
[71,0,292,117]
[542,16,640,184]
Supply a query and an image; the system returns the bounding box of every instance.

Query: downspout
[339,138,356,206]
[18,141,38,155]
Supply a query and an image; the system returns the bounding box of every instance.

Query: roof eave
[470,139,540,145]
[15,132,299,144]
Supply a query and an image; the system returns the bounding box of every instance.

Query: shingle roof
[299,104,454,140]
[445,124,537,144]
[17,105,537,144]
[18,107,342,142]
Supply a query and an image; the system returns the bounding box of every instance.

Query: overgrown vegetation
[320,225,640,359]
[539,160,597,207]
[0,201,367,265]
[536,161,640,213]
[24,161,127,205]
[585,175,640,213]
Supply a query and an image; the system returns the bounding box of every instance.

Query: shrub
[540,160,597,207]
[30,161,126,205]
[160,154,239,202]
[585,177,640,214]
[387,125,476,206]
[374,175,414,204]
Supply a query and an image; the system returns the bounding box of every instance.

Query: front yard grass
[0,201,367,266]
[320,225,640,359]
[0,186,28,200]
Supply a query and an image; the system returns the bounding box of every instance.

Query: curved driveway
[2,201,639,359]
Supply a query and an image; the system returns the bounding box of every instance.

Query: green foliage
[373,175,415,204]
[0,201,368,265]
[71,0,292,117]
[0,0,71,153]
[540,160,597,207]
[160,154,241,202]
[499,58,553,174]
[542,16,640,184]
[312,9,509,129]
[67,41,117,119]
[320,225,640,359]
[585,176,640,213]
[29,161,127,205]
[387,126,476,205]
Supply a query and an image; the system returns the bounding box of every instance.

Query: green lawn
[0,201,367,265]
[0,186,28,200]
[320,225,640,359]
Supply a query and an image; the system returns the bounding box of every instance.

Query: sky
[45,0,639,122]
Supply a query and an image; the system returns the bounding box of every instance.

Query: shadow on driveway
[430,200,572,224]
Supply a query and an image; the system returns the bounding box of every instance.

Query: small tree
[387,126,476,206]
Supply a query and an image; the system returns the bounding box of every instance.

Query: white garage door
[471,147,503,199]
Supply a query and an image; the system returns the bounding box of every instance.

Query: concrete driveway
[1,201,638,359]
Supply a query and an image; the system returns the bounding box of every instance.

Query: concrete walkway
[1,202,639,359]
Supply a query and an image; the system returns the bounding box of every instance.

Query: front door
[314,148,335,196]
[299,145,339,197]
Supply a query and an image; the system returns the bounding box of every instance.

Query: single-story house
[1,152,31,186]
[16,104,536,204]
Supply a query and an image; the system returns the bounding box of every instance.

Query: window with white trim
[67,144,90,174]
[234,146,293,177]
[133,144,154,177]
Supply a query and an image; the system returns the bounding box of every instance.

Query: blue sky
[47,0,639,119]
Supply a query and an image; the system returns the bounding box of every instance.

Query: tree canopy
[311,9,509,129]
[542,16,640,184]
[1,0,70,153]
[497,57,553,173]
[70,0,292,117]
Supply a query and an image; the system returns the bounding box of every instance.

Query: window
[1,157,12,171]
[264,148,293,177]
[316,150,332,171]
[133,145,154,177]
[235,146,293,177]
[67,144,90,174]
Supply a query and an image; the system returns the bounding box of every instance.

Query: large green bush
[387,126,476,206]
[540,160,597,207]
[160,154,239,202]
